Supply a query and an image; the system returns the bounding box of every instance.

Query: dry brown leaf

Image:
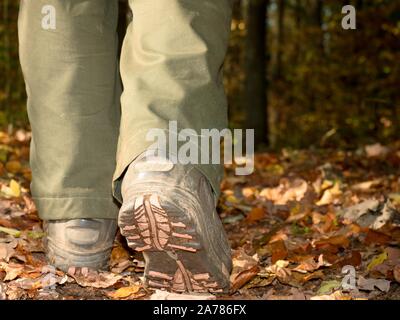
[246,207,266,222]
[231,265,260,292]
[107,285,142,299]
[316,182,341,206]
[337,251,362,268]
[68,269,122,289]
[262,260,292,282]
[302,270,324,282]
[394,265,400,283]
[313,235,350,250]
[260,178,308,205]
[292,254,331,273]
[230,249,259,282]
[310,290,350,300]
[365,143,389,158]
[365,229,391,245]
[150,289,216,300]
[351,179,381,191]
[5,161,22,174]
[357,276,391,292]
[0,282,6,300]
[1,263,24,281]
[264,287,306,300]
[0,240,17,262]
[269,240,288,264]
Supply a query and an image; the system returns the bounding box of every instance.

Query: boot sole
[118,194,231,293]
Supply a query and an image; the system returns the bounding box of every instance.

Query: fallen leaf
[341,199,396,230]
[9,272,68,290]
[389,193,400,206]
[231,265,260,292]
[314,235,350,250]
[338,251,362,268]
[246,207,266,222]
[311,290,349,300]
[365,229,391,245]
[260,178,308,205]
[0,282,6,300]
[222,214,245,224]
[370,247,400,277]
[317,280,342,295]
[0,226,21,238]
[302,270,324,282]
[107,285,142,299]
[242,187,256,198]
[269,240,288,263]
[316,182,341,206]
[9,180,21,198]
[150,289,216,300]
[292,254,332,273]
[230,249,259,282]
[357,276,390,292]
[261,260,292,283]
[351,179,381,191]
[1,263,24,281]
[264,287,306,300]
[4,286,26,300]
[394,265,400,283]
[5,161,22,174]
[68,269,122,289]
[110,246,130,266]
[0,240,17,262]
[365,143,389,158]
[367,251,388,271]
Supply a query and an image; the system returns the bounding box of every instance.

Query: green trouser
[18,0,233,220]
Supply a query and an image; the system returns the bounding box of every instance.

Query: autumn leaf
[107,285,142,299]
[365,229,391,246]
[5,161,22,174]
[259,178,308,205]
[367,251,388,271]
[231,265,260,292]
[317,280,341,295]
[68,269,123,289]
[357,276,390,292]
[313,235,350,250]
[394,265,400,283]
[246,207,266,222]
[316,182,341,206]
[0,226,21,238]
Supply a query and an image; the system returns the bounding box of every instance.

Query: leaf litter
[0,129,400,299]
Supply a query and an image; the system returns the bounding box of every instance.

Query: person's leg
[113,0,234,199]
[116,0,234,293]
[18,0,120,270]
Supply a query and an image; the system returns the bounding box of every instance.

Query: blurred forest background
[0,0,399,150]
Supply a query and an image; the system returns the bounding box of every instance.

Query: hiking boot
[45,219,117,272]
[118,151,232,293]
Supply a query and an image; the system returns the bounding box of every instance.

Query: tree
[274,0,285,81]
[243,0,269,148]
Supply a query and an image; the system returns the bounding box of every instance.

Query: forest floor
[0,128,399,300]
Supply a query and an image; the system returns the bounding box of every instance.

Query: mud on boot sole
[118,194,230,293]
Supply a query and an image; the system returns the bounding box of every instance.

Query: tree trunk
[3,0,11,107]
[243,0,269,148]
[314,0,324,53]
[274,0,285,81]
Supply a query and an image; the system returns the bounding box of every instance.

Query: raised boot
[118,151,232,293]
